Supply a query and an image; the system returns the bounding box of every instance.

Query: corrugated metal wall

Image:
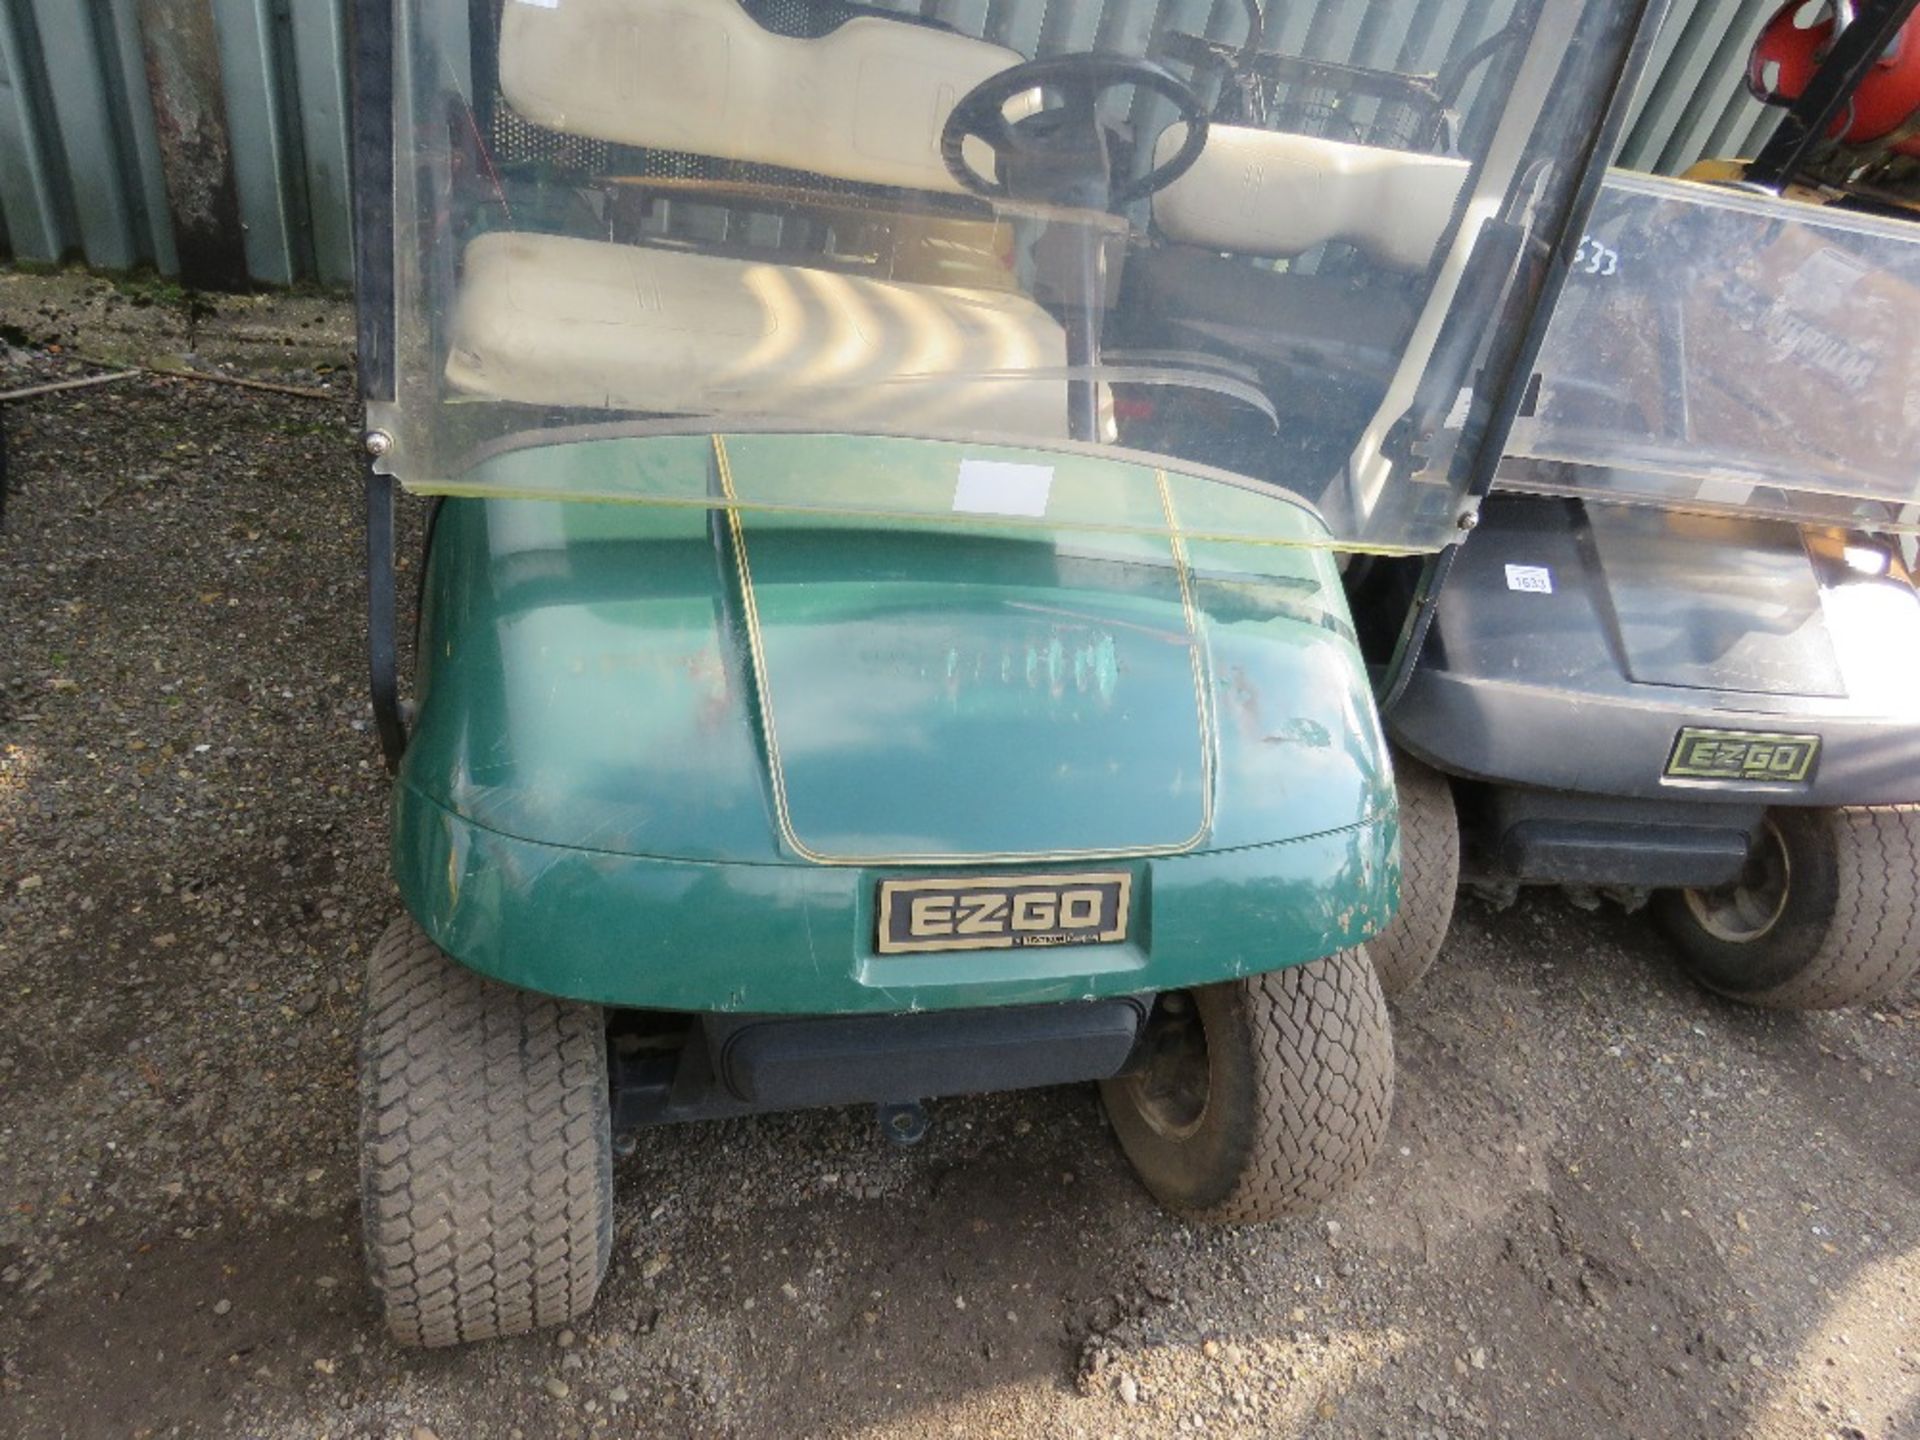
[0,0,1779,290]
[0,0,351,287]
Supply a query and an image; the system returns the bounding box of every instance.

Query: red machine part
[1748,1,1920,156]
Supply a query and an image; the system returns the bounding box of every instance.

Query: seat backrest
[498,0,1022,195]
[1152,125,1469,272]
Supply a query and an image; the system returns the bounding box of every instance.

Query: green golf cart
[349,0,1662,1345]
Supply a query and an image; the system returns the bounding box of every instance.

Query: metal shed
[0,0,1785,289]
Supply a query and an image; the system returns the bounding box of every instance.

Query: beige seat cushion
[499,0,1021,195]
[1153,125,1469,272]
[445,232,1072,434]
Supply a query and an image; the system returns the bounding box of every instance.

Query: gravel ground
[1,317,1916,1440]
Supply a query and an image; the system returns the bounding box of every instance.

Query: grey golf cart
[1366,3,1920,1009]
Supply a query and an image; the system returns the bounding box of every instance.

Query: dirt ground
[0,281,1916,1440]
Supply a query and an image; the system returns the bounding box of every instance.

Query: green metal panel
[1301,0,1372,65]
[399,455,1386,864]
[287,0,350,287]
[104,0,178,275]
[26,0,139,269]
[987,0,1047,56]
[0,0,67,260]
[1627,0,1757,172]
[1091,0,1160,69]
[1042,0,1105,57]
[933,0,992,37]
[1619,0,1779,172]
[210,0,292,284]
[1656,7,1770,173]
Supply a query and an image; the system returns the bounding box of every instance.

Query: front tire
[1101,949,1393,1222]
[1653,807,1920,1011]
[359,916,614,1347]
[1368,749,1459,998]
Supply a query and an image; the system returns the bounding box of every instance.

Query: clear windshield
[370,0,1648,552]
[1501,172,1920,536]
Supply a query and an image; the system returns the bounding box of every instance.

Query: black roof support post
[348,0,407,771]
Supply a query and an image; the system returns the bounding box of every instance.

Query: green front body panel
[394,436,1397,1013]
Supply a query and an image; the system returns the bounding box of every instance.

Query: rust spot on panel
[135,0,248,288]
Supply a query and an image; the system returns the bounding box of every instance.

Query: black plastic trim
[1377,544,1457,711]
[348,0,396,403]
[718,1002,1144,1107]
[1458,786,1765,887]
[611,999,1149,1128]
[366,461,406,769]
[350,0,404,765]
[1497,822,1752,888]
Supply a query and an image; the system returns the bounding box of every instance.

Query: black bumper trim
[612,998,1149,1129]
[1496,819,1752,887]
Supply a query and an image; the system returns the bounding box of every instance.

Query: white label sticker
[1504,563,1553,594]
[952,459,1053,519]
[1782,246,1866,313]
[514,0,561,9]
[1695,477,1756,506]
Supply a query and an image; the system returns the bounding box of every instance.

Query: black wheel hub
[1684,817,1791,945]
[1124,991,1210,1139]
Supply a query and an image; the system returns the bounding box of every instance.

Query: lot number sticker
[952,459,1053,518]
[1504,564,1554,594]
[1574,235,1619,275]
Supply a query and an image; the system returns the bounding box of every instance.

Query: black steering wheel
[940,53,1209,207]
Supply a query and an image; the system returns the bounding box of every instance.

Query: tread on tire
[1101,948,1394,1223]
[1368,749,1460,998]
[359,915,614,1347]
[1654,805,1920,1011]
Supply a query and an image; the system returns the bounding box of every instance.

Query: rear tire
[1101,948,1393,1222]
[359,916,613,1347]
[1369,749,1459,998]
[1653,806,1920,1011]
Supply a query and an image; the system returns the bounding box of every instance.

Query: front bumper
[394,782,1395,1013]
[1393,666,1920,808]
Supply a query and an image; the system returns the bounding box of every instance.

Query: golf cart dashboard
[373,0,1656,553]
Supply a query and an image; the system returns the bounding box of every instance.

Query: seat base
[445,231,1073,435]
